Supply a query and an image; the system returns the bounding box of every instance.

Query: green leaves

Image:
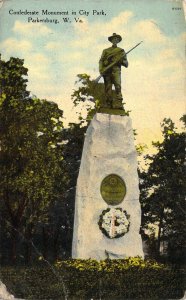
[71,73,105,123]
[0,56,29,101]
[0,56,66,262]
[140,116,185,262]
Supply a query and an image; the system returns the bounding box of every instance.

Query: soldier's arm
[115,49,128,68]
[121,51,128,68]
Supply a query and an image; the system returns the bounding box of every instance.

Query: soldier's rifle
[94,41,143,83]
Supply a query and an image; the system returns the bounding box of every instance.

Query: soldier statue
[99,33,128,110]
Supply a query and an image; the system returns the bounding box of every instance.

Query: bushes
[1,258,185,299]
[56,257,164,271]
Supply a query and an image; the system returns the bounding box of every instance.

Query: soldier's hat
[108,33,122,43]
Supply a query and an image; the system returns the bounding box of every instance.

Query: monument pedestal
[72,113,144,259]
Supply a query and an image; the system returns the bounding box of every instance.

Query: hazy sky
[0,0,185,151]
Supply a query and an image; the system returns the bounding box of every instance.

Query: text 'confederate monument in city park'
[72,33,144,259]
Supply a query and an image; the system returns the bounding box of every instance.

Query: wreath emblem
[98,208,130,239]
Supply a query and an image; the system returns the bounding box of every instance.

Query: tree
[140,117,185,263]
[0,55,64,263]
[71,73,106,123]
[0,55,29,100]
[59,122,86,256]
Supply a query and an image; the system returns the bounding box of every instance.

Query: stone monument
[0,281,20,299]
[72,34,144,259]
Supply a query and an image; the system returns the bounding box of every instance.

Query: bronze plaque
[100,174,126,205]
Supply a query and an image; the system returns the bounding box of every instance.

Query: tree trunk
[11,227,18,264]
[42,227,48,260]
[157,212,164,257]
[53,227,60,261]
[24,225,33,265]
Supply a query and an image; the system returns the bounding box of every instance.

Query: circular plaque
[100,174,126,205]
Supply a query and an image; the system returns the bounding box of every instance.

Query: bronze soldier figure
[99,33,128,109]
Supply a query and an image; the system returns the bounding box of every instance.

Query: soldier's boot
[113,101,124,109]
[113,95,124,109]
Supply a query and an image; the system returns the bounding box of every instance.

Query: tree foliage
[0,56,87,263]
[140,117,185,262]
[0,55,29,101]
[71,74,105,122]
[0,55,64,263]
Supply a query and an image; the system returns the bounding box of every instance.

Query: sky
[0,0,185,153]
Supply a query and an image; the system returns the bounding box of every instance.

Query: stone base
[72,113,144,260]
[0,281,22,299]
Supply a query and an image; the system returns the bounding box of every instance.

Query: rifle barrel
[126,41,143,55]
